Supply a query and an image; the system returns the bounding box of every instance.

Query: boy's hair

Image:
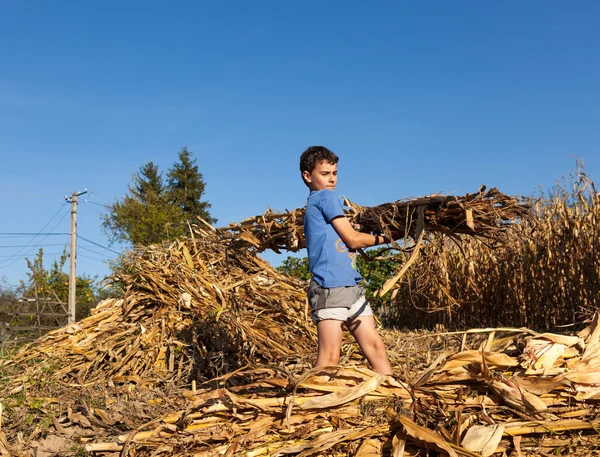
[299,146,339,187]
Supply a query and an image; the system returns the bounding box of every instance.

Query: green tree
[276,248,400,310]
[276,256,311,282]
[0,277,18,326]
[103,161,180,245]
[19,248,99,320]
[356,247,401,310]
[167,147,216,225]
[103,149,215,246]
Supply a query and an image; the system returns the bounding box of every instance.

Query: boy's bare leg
[346,316,392,375]
[315,319,345,367]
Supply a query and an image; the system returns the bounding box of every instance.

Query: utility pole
[65,189,87,324]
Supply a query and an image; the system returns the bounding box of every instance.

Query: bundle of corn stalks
[225,186,530,296]
[224,186,530,254]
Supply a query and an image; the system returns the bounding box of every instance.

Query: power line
[0,252,63,258]
[78,253,111,263]
[0,232,69,236]
[79,245,114,258]
[0,244,66,248]
[77,235,121,255]
[83,199,111,209]
[79,204,105,217]
[0,204,70,270]
[87,191,112,204]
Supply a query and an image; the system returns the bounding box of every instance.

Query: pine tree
[134,162,164,203]
[102,161,180,245]
[103,150,216,247]
[167,147,216,225]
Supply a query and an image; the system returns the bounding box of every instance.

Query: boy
[300,145,392,375]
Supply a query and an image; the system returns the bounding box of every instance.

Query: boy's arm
[331,216,389,250]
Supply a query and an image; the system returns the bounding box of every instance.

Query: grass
[0,343,18,361]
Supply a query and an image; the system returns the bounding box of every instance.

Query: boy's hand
[347,216,366,232]
[352,223,367,232]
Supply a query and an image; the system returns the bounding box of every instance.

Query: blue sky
[0,1,598,287]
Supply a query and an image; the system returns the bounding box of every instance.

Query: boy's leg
[346,316,392,375]
[315,319,345,367]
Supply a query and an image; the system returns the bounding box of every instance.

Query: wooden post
[65,189,87,324]
[68,192,78,324]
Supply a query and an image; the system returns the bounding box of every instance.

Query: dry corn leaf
[300,374,387,410]
[391,431,407,457]
[399,415,459,457]
[487,375,547,415]
[461,424,504,457]
[355,438,382,457]
[443,350,519,371]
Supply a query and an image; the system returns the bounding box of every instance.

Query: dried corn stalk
[224,186,531,254]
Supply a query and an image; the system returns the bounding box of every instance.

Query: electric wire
[83,199,111,209]
[0,252,63,258]
[0,204,70,270]
[78,253,111,263]
[78,245,114,259]
[2,191,121,283]
[76,236,121,255]
[0,233,70,236]
[0,244,66,248]
[87,191,112,204]
[79,203,106,217]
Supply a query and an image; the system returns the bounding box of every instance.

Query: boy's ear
[302,170,312,184]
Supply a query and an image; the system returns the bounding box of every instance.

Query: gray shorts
[307,279,373,324]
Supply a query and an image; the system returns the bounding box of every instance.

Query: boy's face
[303,160,338,192]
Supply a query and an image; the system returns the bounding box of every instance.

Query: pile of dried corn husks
[80,315,600,456]
[5,314,599,456]
[3,189,600,457]
[5,225,316,387]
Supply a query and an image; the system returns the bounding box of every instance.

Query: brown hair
[299,146,339,187]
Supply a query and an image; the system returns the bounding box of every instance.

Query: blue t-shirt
[304,190,362,288]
